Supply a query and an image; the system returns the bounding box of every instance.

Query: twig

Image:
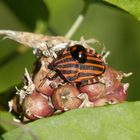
[65,15,84,39]
[65,1,89,39]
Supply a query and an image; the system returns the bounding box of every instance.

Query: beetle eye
[70,44,87,63]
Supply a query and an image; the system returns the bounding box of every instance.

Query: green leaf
[2,0,50,31]
[0,2,35,93]
[0,49,35,93]
[44,0,83,35]
[104,0,140,20]
[1,102,140,140]
[0,111,17,135]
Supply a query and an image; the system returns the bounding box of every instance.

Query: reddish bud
[102,67,121,92]
[22,91,54,120]
[33,56,55,96]
[33,70,54,96]
[93,84,128,107]
[80,83,106,102]
[79,67,128,107]
[52,85,82,111]
[106,84,128,104]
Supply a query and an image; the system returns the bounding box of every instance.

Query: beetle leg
[49,77,65,88]
[38,77,47,88]
[37,70,57,88]
[45,70,57,79]
[78,75,105,87]
[97,76,106,85]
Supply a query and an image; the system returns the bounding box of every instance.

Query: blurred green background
[0,0,140,110]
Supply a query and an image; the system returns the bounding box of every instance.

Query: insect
[50,44,106,86]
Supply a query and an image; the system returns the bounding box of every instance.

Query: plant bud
[22,91,54,120]
[52,85,82,111]
[102,67,121,92]
[79,83,106,102]
[79,67,128,106]
[33,70,54,96]
[106,84,128,104]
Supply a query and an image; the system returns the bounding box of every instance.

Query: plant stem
[65,1,89,39]
[65,15,84,39]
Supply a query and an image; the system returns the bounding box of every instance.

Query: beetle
[49,44,106,86]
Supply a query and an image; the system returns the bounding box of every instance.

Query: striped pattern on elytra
[51,44,106,85]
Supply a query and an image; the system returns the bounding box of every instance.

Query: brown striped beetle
[49,44,106,86]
